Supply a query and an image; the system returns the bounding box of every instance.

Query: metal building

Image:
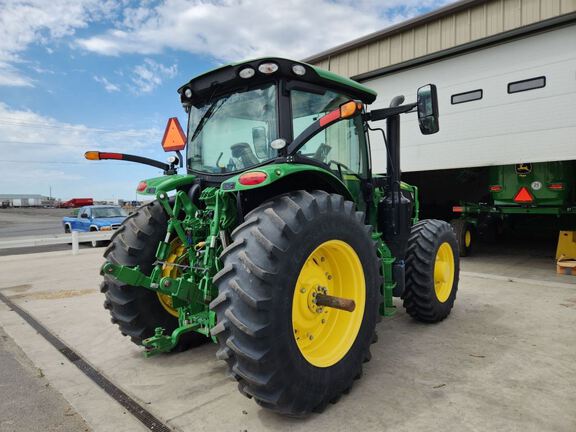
[304,0,576,174]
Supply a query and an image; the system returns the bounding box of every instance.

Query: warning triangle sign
[513,187,533,203]
[161,117,186,152]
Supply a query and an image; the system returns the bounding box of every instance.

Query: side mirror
[417,84,439,135]
[161,117,187,152]
[252,126,268,159]
[80,213,89,219]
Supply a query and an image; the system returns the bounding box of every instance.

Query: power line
[0,117,160,136]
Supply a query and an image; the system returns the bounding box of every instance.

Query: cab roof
[178,57,377,105]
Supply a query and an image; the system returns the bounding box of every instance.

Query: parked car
[62,205,127,247]
[60,198,94,208]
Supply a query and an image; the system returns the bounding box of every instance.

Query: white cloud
[94,75,120,92]
[76,0,455,61]
[0,101,174,198]
[0,0,119,87]
[0,102,162,182]
[130,58,177,94]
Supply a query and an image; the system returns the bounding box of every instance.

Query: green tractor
[87,58,459,416]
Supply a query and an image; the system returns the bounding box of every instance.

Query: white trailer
[364,23,576,174]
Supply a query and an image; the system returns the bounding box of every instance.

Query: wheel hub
[434,242,455,303]
[292,240,365,368]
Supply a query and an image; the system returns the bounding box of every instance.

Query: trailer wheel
[450,218,474,257]
[403,219,459,323]
[211,190,380,416]
[101,201,208,350]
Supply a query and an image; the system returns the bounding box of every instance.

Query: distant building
[0,194,51,207]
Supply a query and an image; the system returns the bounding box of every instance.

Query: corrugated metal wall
[312,0,576,77]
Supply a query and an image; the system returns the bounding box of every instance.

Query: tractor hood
[177,57,377,108]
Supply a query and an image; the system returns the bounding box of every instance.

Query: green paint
[311,65,377,102]
[458,162,576,221]
[375,233,396,317]
[136,174,196,195]
[222,163,350,196]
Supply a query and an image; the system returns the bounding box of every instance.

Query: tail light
[548,183,564,191]
[136,181,147,192]
[489,185,502,192]
[452,206,464,213]
[239,171,267,186]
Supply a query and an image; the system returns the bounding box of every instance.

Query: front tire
[450,218,474,257]
[211,190,380,415]
[403,219,459,323]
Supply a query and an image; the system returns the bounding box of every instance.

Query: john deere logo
[516,163,532,175]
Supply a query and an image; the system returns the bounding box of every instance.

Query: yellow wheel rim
[157,240,185,317]
[464,230,472,248]
[434,242,455,303]
[292,240,365,368]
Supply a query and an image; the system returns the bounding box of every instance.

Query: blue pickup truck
[62,205,127,247]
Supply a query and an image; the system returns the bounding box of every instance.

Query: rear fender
[136,174,197,196]
[221,164,353,216]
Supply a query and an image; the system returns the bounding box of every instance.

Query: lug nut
[309,335,314,340]
[300,287,306,293]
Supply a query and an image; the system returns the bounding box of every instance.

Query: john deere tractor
[87,58,459,416]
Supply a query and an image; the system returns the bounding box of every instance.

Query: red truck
[60,198,93,208]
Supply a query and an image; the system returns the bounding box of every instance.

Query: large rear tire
[211,190,380,416]
[403,219,459,323]
[101,201,208,350]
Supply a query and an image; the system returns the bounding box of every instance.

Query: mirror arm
[364,103,416,122]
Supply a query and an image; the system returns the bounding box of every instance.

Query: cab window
[291,89,368,178]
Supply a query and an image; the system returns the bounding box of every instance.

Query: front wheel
[211,190,381,416]
[450,218,474,257]
[403,219,459,323]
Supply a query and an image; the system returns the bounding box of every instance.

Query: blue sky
[0,0,452,200]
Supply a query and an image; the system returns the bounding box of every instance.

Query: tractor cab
[177,58,376,201]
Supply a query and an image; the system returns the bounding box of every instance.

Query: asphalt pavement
[0,326,90,432]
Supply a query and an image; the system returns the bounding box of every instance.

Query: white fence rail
[0,231,113,255]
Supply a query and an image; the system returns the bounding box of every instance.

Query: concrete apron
[0,249,575,432]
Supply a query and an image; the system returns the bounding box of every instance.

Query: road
[0,326,90,432]
[0,247,574,432]
[0,208,69,238]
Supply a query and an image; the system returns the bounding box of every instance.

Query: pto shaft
[315,294,356,312]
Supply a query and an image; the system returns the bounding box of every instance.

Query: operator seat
[231,142,259,168]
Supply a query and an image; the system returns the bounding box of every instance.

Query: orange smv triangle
[514,187,533,203]
[161,117,186,152]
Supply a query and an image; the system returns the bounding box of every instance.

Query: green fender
[219,163,353,200]
[136,174,197,196]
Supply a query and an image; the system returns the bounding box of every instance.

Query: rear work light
[548,183,564,191]
[238,171,267,186]
[489,185,502,192]
[258,63,278,74]
[513,187,534,203]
